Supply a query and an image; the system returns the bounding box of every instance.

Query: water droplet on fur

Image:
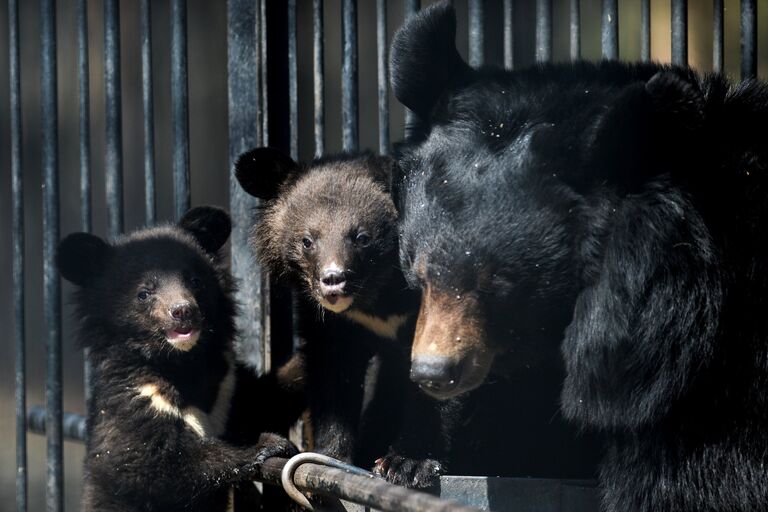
[465,250,471,255]
[474,163,480,168]
[456,337,462,341]
[443,179,448,184]
[456,295,461,300]
[449,380,456,385]
[499,123,504,128]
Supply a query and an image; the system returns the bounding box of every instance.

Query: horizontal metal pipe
[257,457,482,512]
[27,407,87,442]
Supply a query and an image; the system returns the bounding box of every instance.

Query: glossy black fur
[391,2,768,509]
[235,149,445,487]
[58,207,298,512]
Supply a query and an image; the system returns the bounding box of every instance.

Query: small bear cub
[58,206,296,512]
[235,149,443,488]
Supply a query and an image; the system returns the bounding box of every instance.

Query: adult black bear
[58,206,299,512]
[235,149,445,487]
[391,2,768,510]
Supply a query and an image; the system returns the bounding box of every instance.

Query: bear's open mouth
[318,293,354,313]
[164,327,200,350]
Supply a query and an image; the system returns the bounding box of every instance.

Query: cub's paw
[253,433,299,464]
[372,455,444,488]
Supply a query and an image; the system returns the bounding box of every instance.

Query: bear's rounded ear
[234,147,299,200]
[390,0,471,119]
[57,233,111,286]
[366,154,398,192]
[179,206,232,254]
[584,70,704,192]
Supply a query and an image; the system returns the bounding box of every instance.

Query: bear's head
[235,148,400,314]
[392,0,721,411]
[57,206,235,357]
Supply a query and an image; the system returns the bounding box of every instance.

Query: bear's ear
[390,0,471,119]
[57,233,111,286]
[234,147,299,200]
[179,206,232,254]
[365,154,398,192]
[586,70,704,191]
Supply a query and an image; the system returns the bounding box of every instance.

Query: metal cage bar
[641,0,650,61]
[104,0,124,237]
[288,0,299,161]
[536,0,553,62]
[141,0,157,225]
[171,0,191,220]
[503,0,514,69]
[570,0,580,61]
[671,0,688,65]
[313,0,325,157]
[404,0,420,127]
[9,0,27,509]
[377,0,389,155]
[469,0,484,67]
[741,0,757,79]
[713,0,724,73]
[602,0,618,60]
[41,0,63,509]
[341,0,359,152]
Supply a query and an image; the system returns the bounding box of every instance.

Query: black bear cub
[57,206,297,512]
[235,149,444,487]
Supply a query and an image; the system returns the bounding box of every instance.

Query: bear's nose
[320,269,346,287]
[170,302,193,320]
[410,355,460,394]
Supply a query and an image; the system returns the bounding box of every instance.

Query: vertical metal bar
[404,0,420,127]
[713,0,723,73]
[288,0,298,160]
[376,0,389,154]
[77,0,94,445]
[228,0,266,374]
[313,0,324,157]
[741,0,757,79]
[171,0,190,220]
[503,0,514,69]
[640,0,650,61]
[260,0,269,146]
[41,0,63,509]
[570,0,580,61]
[141,0,156,225]
[342,0,358,152]
[601,0,618,60]
[468,0,484,67]
[535,0,552,62]
[9,0,27,509]
[104,0,123,237]
[671,0,687,66]
[78,0,92,234]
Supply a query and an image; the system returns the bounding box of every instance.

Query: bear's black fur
[235,149,446,487]
[391,2,768,509]
[58,206,299,512]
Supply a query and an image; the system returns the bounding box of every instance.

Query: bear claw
[372,455,444,489]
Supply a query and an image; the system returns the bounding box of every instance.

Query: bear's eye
[355,232,371,247]
[137,290,151,302]
[189,277,202,290]
[302,236,314,250]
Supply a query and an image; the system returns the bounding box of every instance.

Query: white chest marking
[344,311,409,340]
[135,360,236,439]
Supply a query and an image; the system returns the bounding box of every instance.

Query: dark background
[1,0,767,509]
